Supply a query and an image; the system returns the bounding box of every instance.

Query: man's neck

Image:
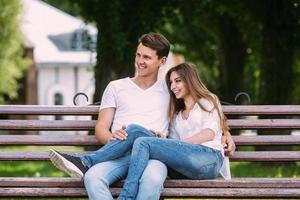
[132,76,158,90]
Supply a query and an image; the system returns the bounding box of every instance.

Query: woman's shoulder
[199,98,214,110]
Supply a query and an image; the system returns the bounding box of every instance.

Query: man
[49,32,235,200]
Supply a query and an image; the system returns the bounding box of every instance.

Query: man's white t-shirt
[100,77,170,135]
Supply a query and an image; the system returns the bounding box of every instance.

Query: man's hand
[221,132,236,157]
[149,129,166,138]
[109,125,128,141]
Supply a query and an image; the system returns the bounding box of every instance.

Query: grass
[1,161,299,178]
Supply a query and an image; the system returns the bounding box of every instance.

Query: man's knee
[84,165,109,188]
[140,159,167,185]
[136,160,167,200]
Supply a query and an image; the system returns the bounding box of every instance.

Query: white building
[20,0,182,109]
[21,0,97,107]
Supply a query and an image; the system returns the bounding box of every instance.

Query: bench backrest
[0,105,300,162]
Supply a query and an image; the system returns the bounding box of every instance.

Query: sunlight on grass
[230,161,300,178]
[0,146,84,177]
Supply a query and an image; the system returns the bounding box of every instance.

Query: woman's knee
[126,124,153,137]
[126,124,144,133]
[133,137,154,147]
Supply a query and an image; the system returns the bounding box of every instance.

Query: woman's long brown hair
[165,63,229,134]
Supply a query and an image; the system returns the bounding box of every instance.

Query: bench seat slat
[1,105,300,115]
[0,177,299,188]
[0,188,299,197]
[1,151,300,161]
[1,119,299,130]
[1,135,300,145]
[161,188,300,198]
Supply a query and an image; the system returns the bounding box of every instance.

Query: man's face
[135,43,166,77]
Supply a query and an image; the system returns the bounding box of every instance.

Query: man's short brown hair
[139,32,170,59]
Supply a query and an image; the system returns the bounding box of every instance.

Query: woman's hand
[221,132,236,156]
[149,129,166,138]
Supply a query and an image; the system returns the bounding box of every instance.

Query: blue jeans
[82,124,167,200]
[118,137,224,200]
[81,124,156,168]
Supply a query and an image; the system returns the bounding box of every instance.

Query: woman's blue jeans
[81,124,223,200]
[81,124,155,168]
[118,135,224,200]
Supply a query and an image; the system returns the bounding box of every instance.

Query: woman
[117,63,230,199]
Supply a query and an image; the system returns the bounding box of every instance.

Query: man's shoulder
[107,77,130,88]
[110,77,129,84]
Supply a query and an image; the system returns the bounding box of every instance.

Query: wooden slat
[161,188,300,198]
[0,177,299,188]
[0,120,96,130]
[1,135,300,146]
[232,151,300,161]
[0,105,300,115]
[0,187,299,197]
[0,151,300,161]
[228,119,300,129]
[0,105,99,115]
[0,119,299,130]
[0,135,100,146]
[0,188,89,197]
[222,105,300,115]
[233,135,300,145]
[0,105,299,115]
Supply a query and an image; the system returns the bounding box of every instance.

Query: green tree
[42,0,81,17]
[256,0,299,105]
[0,0,27,103]
[77,0,176,102]
[161,0,252,104]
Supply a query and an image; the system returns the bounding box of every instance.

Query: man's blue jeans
[118,137,224,200]
[82,124,167,200]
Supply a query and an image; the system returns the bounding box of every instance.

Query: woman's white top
[168,98,231,179]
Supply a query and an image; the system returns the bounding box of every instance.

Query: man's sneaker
[49,149,88,178]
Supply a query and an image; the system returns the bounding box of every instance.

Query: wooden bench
[0,105,300,198]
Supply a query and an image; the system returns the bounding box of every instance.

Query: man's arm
[221,131,236,156]
[95,107,128,144]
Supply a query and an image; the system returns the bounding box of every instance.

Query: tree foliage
[0,0,27,103]
[162,0,300,105]
[76,0,177,102]
[40,0,300,105]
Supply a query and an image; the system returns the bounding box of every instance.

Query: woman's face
[169,71,189,99]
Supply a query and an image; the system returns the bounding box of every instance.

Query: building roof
[21,0,97,68]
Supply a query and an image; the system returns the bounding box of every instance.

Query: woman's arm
[182,128,214,144]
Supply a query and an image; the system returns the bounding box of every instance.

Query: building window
[54,93,64,120]
[71,29,95,51]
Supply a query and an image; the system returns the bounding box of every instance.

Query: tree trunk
[218,14,246,105]
[218,14,247,138]
[257,0,296,151]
